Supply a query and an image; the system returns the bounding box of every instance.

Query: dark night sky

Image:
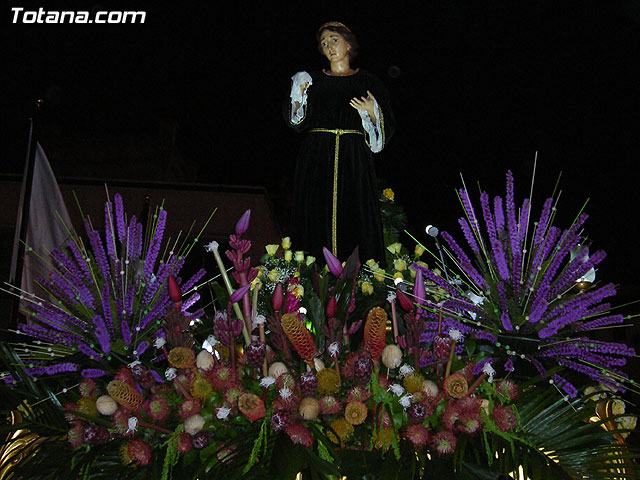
[3,1,640,287]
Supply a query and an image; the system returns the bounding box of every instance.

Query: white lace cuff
[357,99,383,152]
[290,71,312,124]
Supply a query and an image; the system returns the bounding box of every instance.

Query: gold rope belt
[309,128,364,255]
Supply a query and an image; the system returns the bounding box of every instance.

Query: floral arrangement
[1,174,639,480]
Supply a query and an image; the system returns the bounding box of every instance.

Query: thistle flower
[432,430,457,456]
[403,424,430,448]
[492,404,517,432]
[120,438,152,466]
[148,396,170,423]
[179,399,201,420]
[319,395,342,415]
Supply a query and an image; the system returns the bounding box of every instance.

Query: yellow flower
[251,277,263,289]
[393,259,407,271]
[382,188,395,202]
[393,272,404,281]
[268,269,279,282]
[306,256,316,266]
[265,244,279,256]
[386,242,402,255]
[327,418,354,447]
[361,281,374,296]
[294,251,305,263]
[366,259,379,269]
[373,269,386,282]
[281,237,291,250]
[317,368,340,395]
[415,244,425,257]
[284,250,293,262]
[256,266,265,278]
[288,283,304,298]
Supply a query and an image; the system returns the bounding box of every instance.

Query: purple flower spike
[413,268,426,306]
[322,247,343,277]
[230,283,252,304]
[235,209,251,236]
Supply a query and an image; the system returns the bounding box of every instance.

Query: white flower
[279,387,293,399]
[388,384,405,396]
[399,394,413,409]
[165,367,177,381]
[482,362,496,383]
[399,364,415,378]
[448,329,463,342]
[386,291,397,303]
[153,337,166,349]
[184,414,205,435]
[202,335,219,353]
[196,350,215,370]
[126,417,138,434]
[216,406,231,420]
[128,360,141,369]
[260,376,276,388]
[328,342,340,357]
[252,314,266,327]
[204,241,219,253]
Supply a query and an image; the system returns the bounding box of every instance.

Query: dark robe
[286,69,395,263]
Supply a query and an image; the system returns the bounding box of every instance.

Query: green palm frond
[446,381,639,479]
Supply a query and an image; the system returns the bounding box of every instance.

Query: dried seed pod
[281,313,316,362]
[106,380,143,411]
[363,307,387,361]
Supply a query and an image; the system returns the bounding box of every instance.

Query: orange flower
[281,314,316,362]
[363,307,387,361]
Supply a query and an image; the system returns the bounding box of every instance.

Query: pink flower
[492,404,517,432]
[319,395,342,415]
[285,423,314,448]
[442,402,460,431]
[403,424,430,448]
[432,430,457,456]
[235,209,251,236]
[322,247,343,277]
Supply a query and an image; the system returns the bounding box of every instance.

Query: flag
[15,142,72,310]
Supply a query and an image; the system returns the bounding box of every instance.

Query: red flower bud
[326,296,337,318]
[395,288,414,314]
[272,282,284,312]
[168,276,182,304]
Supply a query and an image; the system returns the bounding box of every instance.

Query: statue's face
[319,30,350,64]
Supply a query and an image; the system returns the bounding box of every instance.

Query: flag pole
[7,99,43,335]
